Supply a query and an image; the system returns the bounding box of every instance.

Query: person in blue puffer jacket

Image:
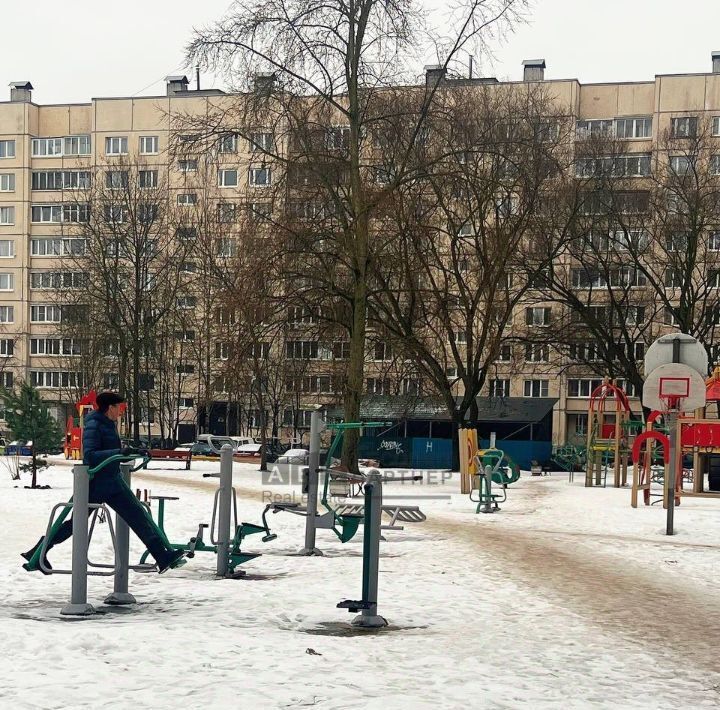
[22,391,185,573]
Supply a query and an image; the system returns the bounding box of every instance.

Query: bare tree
[179,0,527,469]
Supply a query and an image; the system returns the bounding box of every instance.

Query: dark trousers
[46,476,170,564]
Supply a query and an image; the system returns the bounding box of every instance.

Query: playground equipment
[469,435,521,514]
[138,443,275,577]
[63,391,107,460]
[633,364,720,509]
[264,412,426,555]
[24,454,160,616]
[585,380,644,488]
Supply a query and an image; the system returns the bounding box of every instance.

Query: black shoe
[157,549,187,574]
[21,540,53,575]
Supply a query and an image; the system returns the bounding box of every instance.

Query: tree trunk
[31,453,38,488]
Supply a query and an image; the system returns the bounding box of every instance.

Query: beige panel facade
[0,60,720,444]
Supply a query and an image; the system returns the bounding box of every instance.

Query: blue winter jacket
[83,410,122,479]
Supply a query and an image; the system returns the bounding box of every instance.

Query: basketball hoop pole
[666,338,681,536]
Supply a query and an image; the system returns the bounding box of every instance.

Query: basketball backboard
[643,362,706,413]
[644,332,708,378]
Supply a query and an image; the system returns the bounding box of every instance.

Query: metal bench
[334,503,427,531]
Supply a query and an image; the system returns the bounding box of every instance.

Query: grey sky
[4,0,720,105]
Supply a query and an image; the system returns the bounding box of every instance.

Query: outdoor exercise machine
[24,453,159,616]
[263,412,426,555]
[469,433,521,514]
[138,442,275,577]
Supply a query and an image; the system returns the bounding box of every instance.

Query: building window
[575,154,651,178]
[325,127,350,150]
[249,132,274,152]
[524,344,549,362]
[31,204,89,223]
[218,169,238,187]
[373,341,392,361]
[401,378,420,396]
[0,140,15,158]
[524,379,548,397]
[575,119,613,139]
[178,397,194,409]
[214,307,236,325]
[105,170,129,189]
[708,270,720,289]
[175,330,195,342]
[569,342,602,362]
[0,207,14,225]
[366,378,390,395]
[139,170,158,189]
[489,379,510,398]
[216,238,237,257]
[32,170,90,190]
[139,136,159,154]
[669,155,691,175]
[710,155,720,176]
[218,134,237,154]
[30,371,84,389]
[0,273,13,291]
[105,136,128,155]
[568,378,605,398]
[65,135,91,155]
[571,268,606,289]
[31,137,63,157]
[176,364,195,375]
[709,233,720,251]
[625,306,645,325]
[0,240,14,257]
[30,271,85,289]
[31,305,63,323]
[0,174,15,192]
[0,306,13,323]
[664,268,683,289]
[177,193,197,206]
[525,307,551,326]
[496,344,512,362]
[218,202,236,223]
[249,167,271,186]
[248,202,272,220]
[215,342,231,360]
[180,261,196,273]
[333,341,350,360]
[615,117,652,139]
[176,296,197,309]
[449,331,467,344]
[671,117,697,138]
[286,340,321,359]
[0,338,13,356]
[31,238,85,257]
[178,159,198,172]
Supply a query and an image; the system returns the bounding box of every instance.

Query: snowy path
[2,461,719,709]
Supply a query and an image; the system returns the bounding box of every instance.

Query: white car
[173,443,193,452]
[236,443,262,456]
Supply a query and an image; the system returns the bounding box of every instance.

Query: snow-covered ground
[1,456,720,709]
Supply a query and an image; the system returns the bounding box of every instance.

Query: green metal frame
[469,447,522,513]
[138,497,273,573]
[320,421,390,543]
[24,454,152,572]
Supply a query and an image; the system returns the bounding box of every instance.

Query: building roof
[322,396,557,424]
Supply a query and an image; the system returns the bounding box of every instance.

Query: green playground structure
[317,421,390,543]
[469,446,521,513]
[138,491,275,575]
[23,453,154,573]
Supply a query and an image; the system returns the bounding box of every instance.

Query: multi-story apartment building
[2,54,720,445]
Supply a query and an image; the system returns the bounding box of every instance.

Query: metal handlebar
[88,454,151,479]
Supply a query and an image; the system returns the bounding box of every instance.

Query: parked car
[274,448,309,465]
[196,435,238,451]
[190,442,220,457]
[173,443,194,452]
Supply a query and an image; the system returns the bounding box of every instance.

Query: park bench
[141,449,192,471]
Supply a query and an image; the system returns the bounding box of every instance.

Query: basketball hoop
[643,364,706,414]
